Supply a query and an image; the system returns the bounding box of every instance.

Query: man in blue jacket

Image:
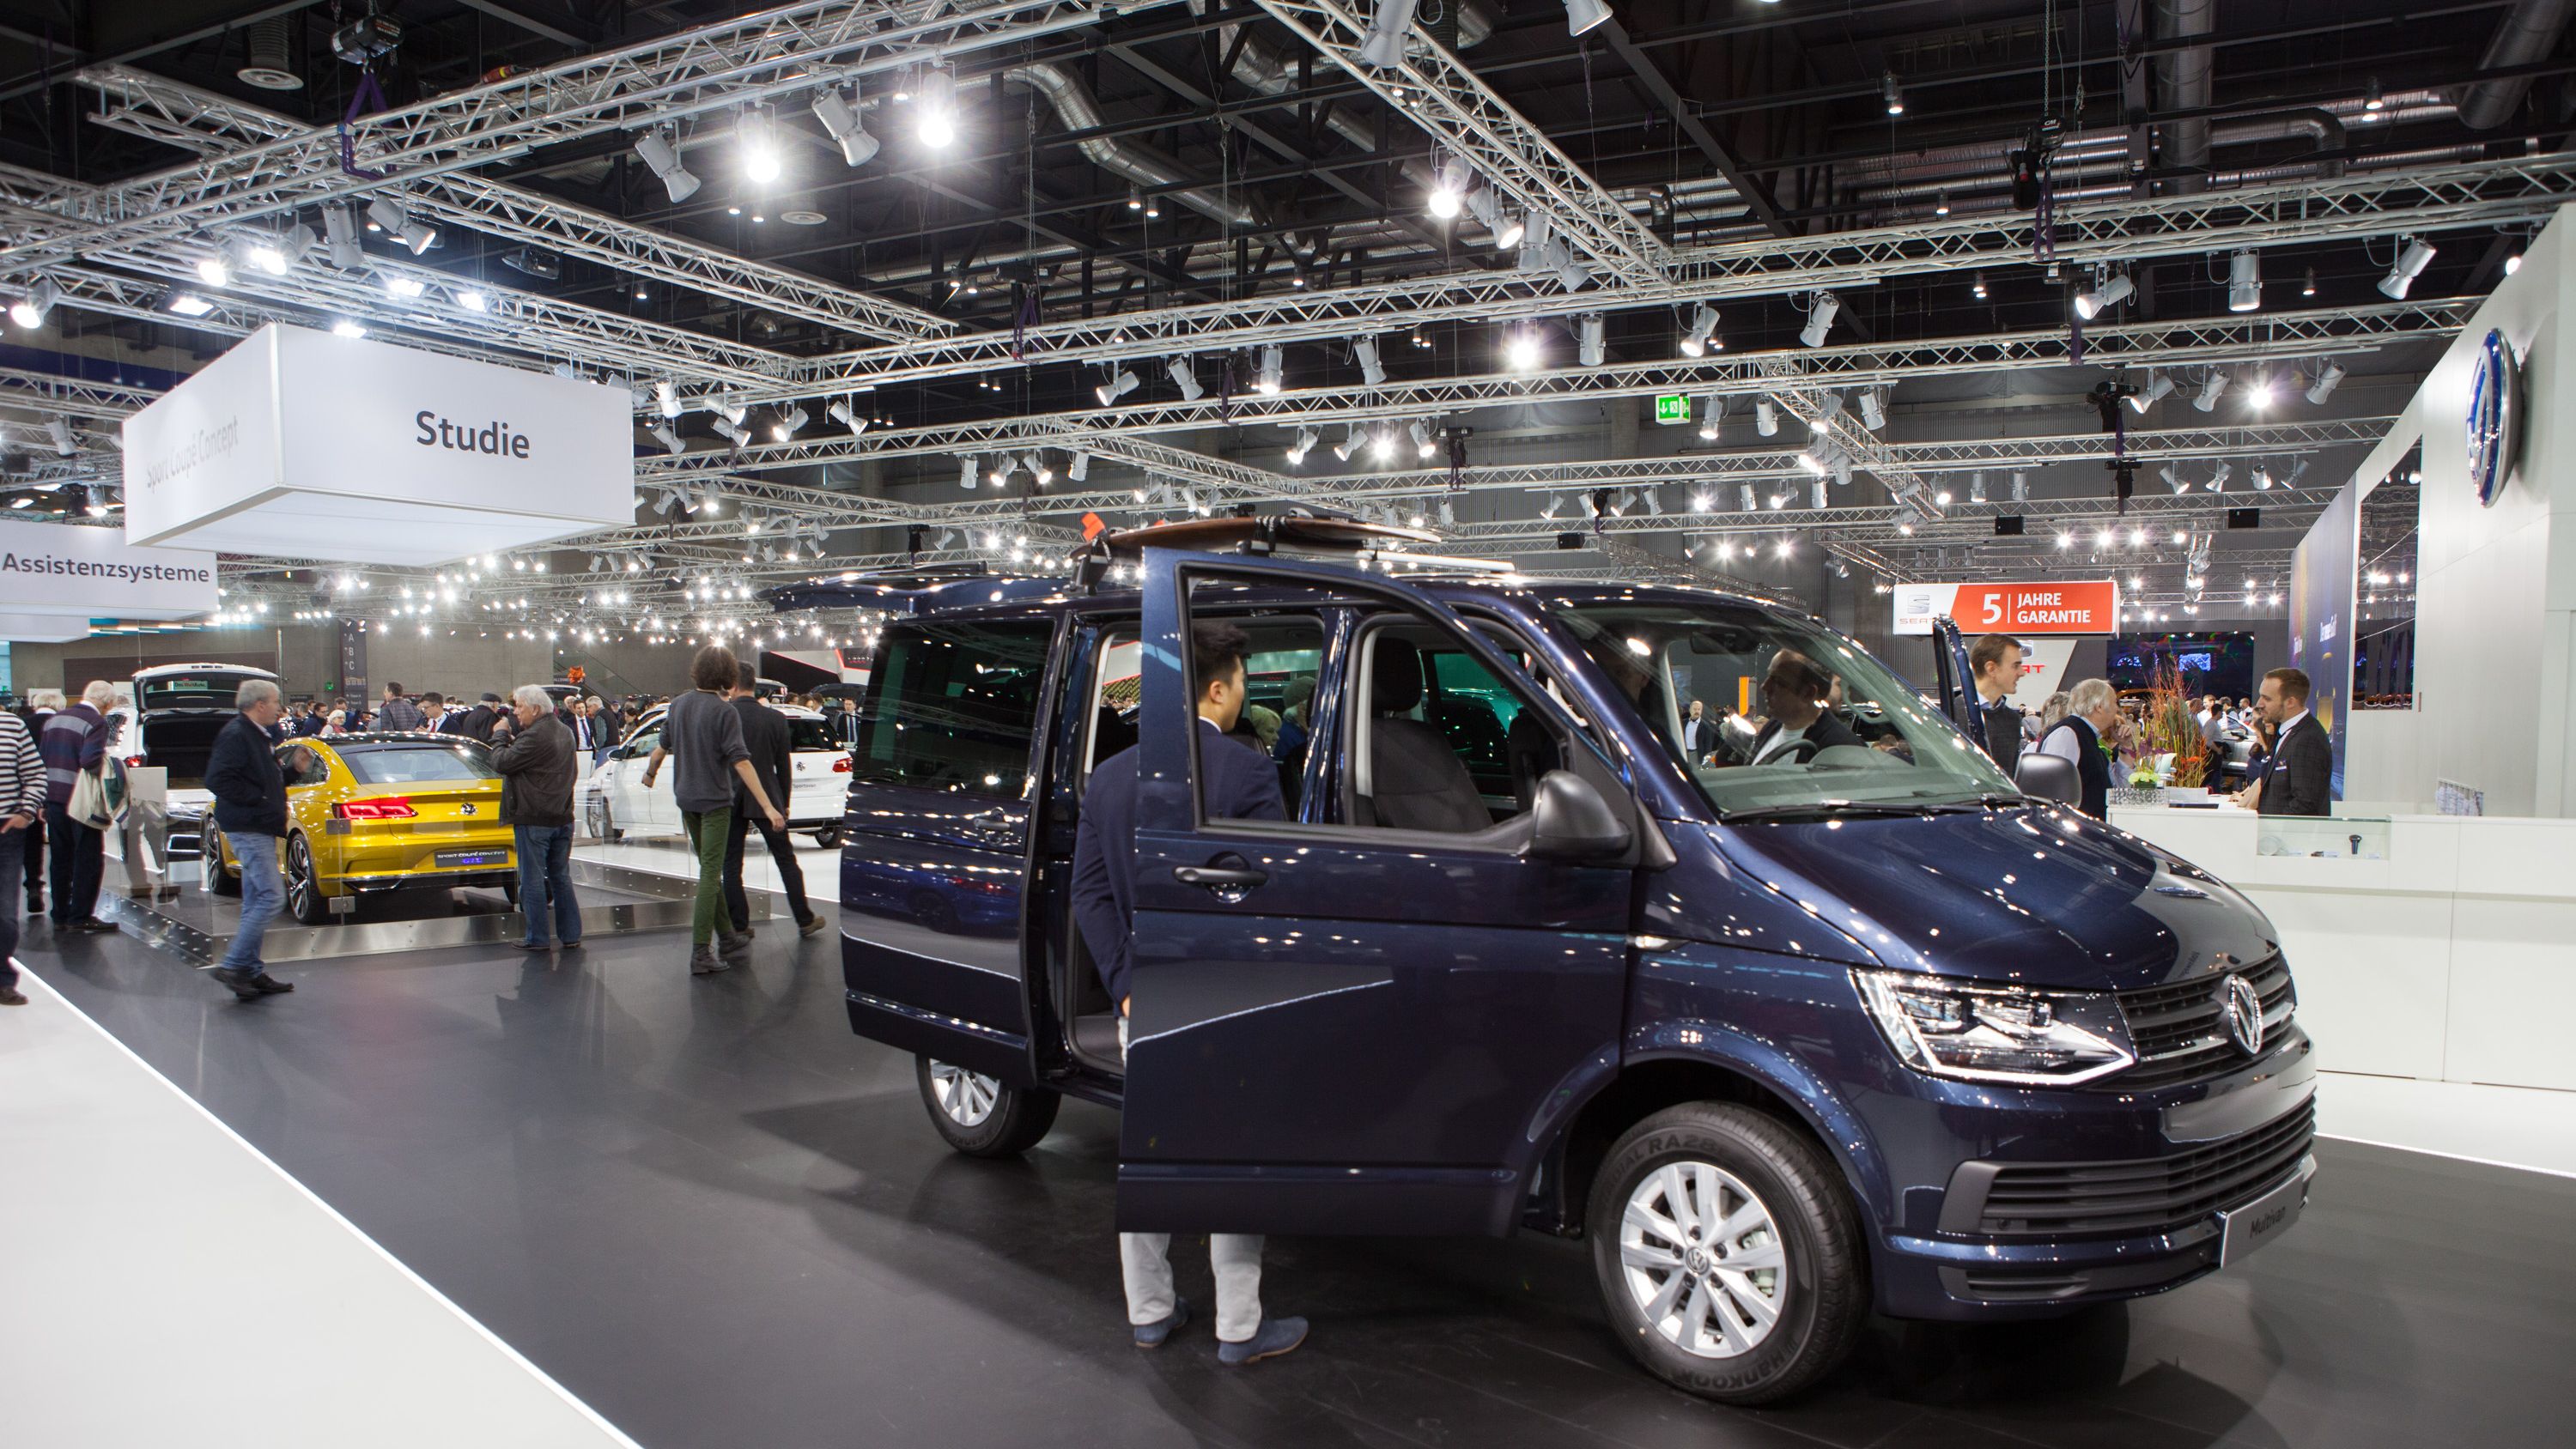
[204,679,295,1001]
[1071,621,1307,1367]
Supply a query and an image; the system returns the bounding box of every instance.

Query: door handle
[1172,864,1268,889]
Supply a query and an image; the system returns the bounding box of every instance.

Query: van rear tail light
[332,798,416,821]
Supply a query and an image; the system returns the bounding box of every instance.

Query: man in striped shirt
[0,706,48,1004]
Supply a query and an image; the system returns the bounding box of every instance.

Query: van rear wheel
[1585,1103,1864,1406]
[916,1056,1060,1158]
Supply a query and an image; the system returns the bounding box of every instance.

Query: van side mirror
[1526,770,1631,861]
[2014,752,2080,807]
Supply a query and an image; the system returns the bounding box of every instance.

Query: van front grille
[1973,1100,2314,1239]
[2091,955,2297,1091]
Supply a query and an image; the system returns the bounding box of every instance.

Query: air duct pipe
[1002,63,1263,228]
[2452,0,2576,130]
[2154,0,2215,194]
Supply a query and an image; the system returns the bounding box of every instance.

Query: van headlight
[1852,969,2136,1086]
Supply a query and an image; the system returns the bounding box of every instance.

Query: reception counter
[2108,804,2576,1092]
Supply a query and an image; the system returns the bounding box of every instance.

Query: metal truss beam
[1246,0,1667,286]
[74,65,953,343]
[0,0,1156,282]
[737,155,2576,403]
[0,367,164,422]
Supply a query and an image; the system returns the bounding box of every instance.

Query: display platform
[100,858,767,966]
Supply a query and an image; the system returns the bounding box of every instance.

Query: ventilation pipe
[2452,0,2576,130]
[2154,0,2215,194]
[1002,64,1264,228]
[2214,108,2346,179]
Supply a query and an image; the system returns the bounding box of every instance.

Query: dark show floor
[32,916,2576,1449]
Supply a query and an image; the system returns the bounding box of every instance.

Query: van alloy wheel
[927,1060,999,1127]
[1619,1162,1787,1358]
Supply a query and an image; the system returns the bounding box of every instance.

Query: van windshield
[1546,601,2016,815]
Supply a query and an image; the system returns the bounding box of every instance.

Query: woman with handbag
[39,679,116,931]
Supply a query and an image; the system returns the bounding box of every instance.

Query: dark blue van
[780,523,2314,1404]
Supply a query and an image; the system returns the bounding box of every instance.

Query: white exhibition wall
[2339,203,2576,817]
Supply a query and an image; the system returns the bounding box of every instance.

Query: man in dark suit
[2247,666,2333,815]
[1743,650,1862,765]
[1070,620,1306,1367]
[720,670,823,939]
[1678,699,1720,758]
[1967,633,2026,770]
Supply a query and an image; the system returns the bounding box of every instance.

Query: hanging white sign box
[121,323,633,565]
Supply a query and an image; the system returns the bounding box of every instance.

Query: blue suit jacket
[1071,716,1286,1009]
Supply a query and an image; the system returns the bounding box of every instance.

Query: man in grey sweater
[642,646,786,974]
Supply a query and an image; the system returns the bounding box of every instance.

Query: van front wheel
[916,1056,1061,1158]
[1585,1103,1865,1406]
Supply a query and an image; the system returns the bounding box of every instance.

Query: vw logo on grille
[2221,973,2265,1055]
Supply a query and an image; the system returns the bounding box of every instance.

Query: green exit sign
[1653,394,1692,426]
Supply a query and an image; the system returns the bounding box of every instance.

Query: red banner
[1946,580,2119,634]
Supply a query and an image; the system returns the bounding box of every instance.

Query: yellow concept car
[205,732,519,925]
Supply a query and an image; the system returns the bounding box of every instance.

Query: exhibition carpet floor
[15,916,2576,1449]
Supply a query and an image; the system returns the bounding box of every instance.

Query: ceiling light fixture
[2380,235,2434,299]
[2073,271,2133,320]
[1462,185,1523,248]
[1754,398,1778,437]
[1285,427,1318,466]
[1095,366,1140,406]
[635,125,702,201]
[1358,0,1420,68]
[1677,302,1718,357]
[1426,156,1464,219]
[1799,291,1840,347]
[1410,419,1437,459]
[1563,0,1613,35]
[769,404,808,442]
[1355,335,1387,386]
[1255,344,1285,394]
[812,83,880,167]
[321,203,363,269]
[2128,371,2174,412]
[1577,312,1606,367]
[2306,360,2347,404]
[2227,249,2262,312]
[1504,326,1541,371]
[1167,355,1204,402]
[1881,71,1905,115]
[2193,368,2229,413]
[827,399,870,435]
[738,106,782,185]
[9,278,59,330]
[365,197,437,254]
[916,67,959,149]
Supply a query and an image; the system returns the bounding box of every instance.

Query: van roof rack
[1068,511,1444,591]
[758,562,1071,614]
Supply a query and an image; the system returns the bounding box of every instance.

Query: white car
[582,703,850,846]
[112,662,283,857]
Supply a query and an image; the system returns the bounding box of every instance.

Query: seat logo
[460,803,477,815]
[2221,973,2264,1055]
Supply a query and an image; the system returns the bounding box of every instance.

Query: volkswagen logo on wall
[2466,327,2519,508]
[2221,974,2266,1056]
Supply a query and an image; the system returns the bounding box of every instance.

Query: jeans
[0,826,25,989]
[513,823,580,946]
[223,831,284,971]
[44,801,102,925]
[21,809,41,908]
[681,806,732,945]
[1115,1016,1265,1341]
[723,804,812,932]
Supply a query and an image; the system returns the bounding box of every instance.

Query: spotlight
[365,197,437,254]
[2227,250,2261,312]
[958,458,979,490]
[330,318,367,338]
[738,106,782,185]
[46,417,76,457]
[9,278,59,330]
[1333,424,1363,462]
[1754,398,1778,437]
[827,400,870,435]
[1677,302,1718,357]
[2365,76,2385,112]
[1857,389,1886,431]
[1358,0,1421,69]
[2506,251,2524,276]
[1426,157,1464,220]
[812,85,880,167]
[1285,427,1319,465]
[1067,451,1090,482]
[1370,428,1396,463]
[383,273,426,299]
[2128,371,2174,412]
[1095,367,1140,406]
[2380,235,2434,298]
[243,231,295,276]
[1881,71,1905,115]
[1968,471,1987,503]
[1355,335,1387,386]
[2011,471,2029,502]
[322,203,364,269]
[712,418,752,448]
[769,405,808,441]
[1550,243,1593,294]
[2205,463,2233,492]
[1024,452,1053,486]
[2193,369,2229,413]
[648,423,685,456]
[1409,419,1437,459]
[1463,186,1523,248]
[916,67,958,148]
[1563,0,1613,35]
[2302,267,2318,298]
[196,252,232,288]
[1255,345,1285,394]
[1697,395,1721,440]
[1971,270,1989,300]
[2073,272,2133,319]
[1167,356,1204,403]
[1740,484,1758,512]
[1504,327,1541,371]
[635,125,702,201]
[1794,447,1828,476]
[2243,371,2276,409]
[1577,313,1606,367]
[1799,291,1839,347]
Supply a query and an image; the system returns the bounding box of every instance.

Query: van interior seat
[1356,637,1493,833]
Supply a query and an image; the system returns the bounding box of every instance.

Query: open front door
[1929,615,1983,749]
[1117,549,1637,1238]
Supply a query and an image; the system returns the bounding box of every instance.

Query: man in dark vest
[2032,677,2117,818]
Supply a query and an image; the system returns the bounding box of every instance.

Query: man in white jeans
[1072,621,1307,1366]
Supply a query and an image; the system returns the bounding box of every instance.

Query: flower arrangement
[2131,658,2210,789]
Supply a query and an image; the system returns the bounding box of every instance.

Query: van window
[1099,614,1322,815]
[1344,618,1552,831]
[855,621,1052,797]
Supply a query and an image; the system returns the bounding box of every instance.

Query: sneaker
[0,986,25,1006]
[207,967,264,1000]
[248,973,295,995]
[799,914,829,938]
[717,930,752,964]
[1134,1297,1189,1349]
[1217,1315,1308,1367]
[690,943,727,975]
